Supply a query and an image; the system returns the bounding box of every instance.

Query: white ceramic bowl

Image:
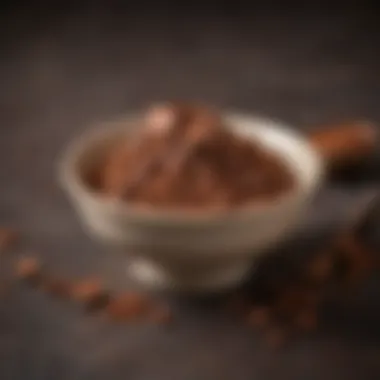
[59,113,324,292]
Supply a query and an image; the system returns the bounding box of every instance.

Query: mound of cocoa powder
[96,103,295,209]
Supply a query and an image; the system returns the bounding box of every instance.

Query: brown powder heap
[98,103,295,210]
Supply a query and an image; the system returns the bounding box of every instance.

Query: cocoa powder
[98,103,294,209]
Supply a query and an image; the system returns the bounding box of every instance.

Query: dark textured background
[0,2,380,379]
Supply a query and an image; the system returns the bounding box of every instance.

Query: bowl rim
[58,111,325,226]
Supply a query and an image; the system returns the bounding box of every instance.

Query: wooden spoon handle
[308,121,378,169]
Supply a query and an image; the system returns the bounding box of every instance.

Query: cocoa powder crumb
[294,309,318,331]
[247,306,271,329]
[70,278,104,303]
[336,235,374,285]
[15,257,42,284]
[307,252,334,283]
[225,295,249,316]
[148,305,173,325]
[41,277,72,298]
[85,293,112,312]
[106,292,149,322]
[274,286,312,318]
[70,277,112,312]
[264,327,287,350]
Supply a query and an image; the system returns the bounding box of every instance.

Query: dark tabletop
[1,3,380,380]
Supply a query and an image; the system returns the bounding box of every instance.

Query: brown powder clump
[69,277,112,311]
[307,252,334,283]
[98,103,295,210]
[70,277,103,302]
[106,292,150,321]
[335,234,374,286]
[148,304,173,325]
[41,277,73,298]
[247,306,271,329]
[15,256,42,284]
[264,327,288,350]
[294,309,318,331]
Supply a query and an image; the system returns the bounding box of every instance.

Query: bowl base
[127,257,252,292]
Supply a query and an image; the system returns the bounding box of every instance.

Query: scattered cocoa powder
[98,103,295,210]
[7,192,379,344]
[11,260,163,324]
[239,195,380,348]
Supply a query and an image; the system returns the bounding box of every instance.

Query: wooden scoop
[308,121,378,171]
[122,119,377,197]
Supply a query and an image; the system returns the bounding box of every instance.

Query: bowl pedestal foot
[126,257,253,292]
